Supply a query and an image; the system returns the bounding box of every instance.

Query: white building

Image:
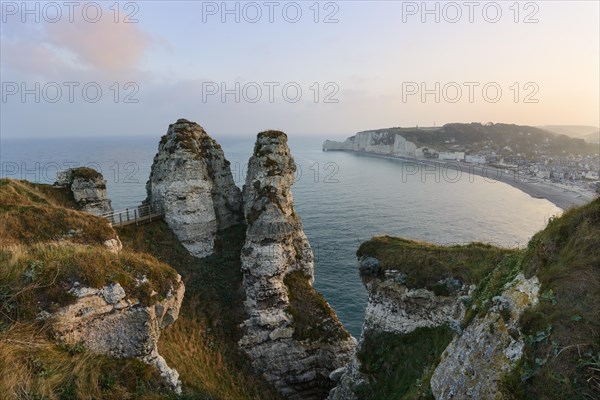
[439,151,465,161]
[465,155,487,164]
[583,171,599,180]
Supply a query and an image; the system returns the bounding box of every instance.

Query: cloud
[1,4,153,77]
[45,15,151,71]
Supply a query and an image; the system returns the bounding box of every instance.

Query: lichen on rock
[430,273,540,399]
[145,119,242,258]
[55,167,113,215]
[51,276,185,393]
[239,131,355,400]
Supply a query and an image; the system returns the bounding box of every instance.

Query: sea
[1,135,561,337]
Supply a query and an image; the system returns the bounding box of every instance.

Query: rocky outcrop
[328,263,471,400]
[56,167,113,215]
[50,276,185,393]
[145,119,242,258]
[360,267,471,335]
[239,131,355,400]
[323,130,422,158]
[430,274,540,399]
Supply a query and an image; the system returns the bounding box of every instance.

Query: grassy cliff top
[0,178,183,399]
[357,236,513,290]
[1,243,179,320]
[358,122,598,156]
[355,197,600,399]
[0,179,115,246]
[70,167,103,181]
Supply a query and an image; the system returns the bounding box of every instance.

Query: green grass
[357,236,513,291]
[500,198,600,399]
[70,167,103,181]
[462,251,524,326]
[356,327,454,400]
[284,270,350,343]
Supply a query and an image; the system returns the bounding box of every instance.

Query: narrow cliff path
[118,221,284,400]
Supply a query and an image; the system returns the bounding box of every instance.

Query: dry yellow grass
[159,313,275,400]
[1,179,281,399]
[0,323,168,400]
[0,178,116,247]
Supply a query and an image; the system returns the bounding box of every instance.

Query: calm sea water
[1,135,561,337]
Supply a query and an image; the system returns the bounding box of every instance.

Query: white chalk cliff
[323,130,422,158]
[239,131,356,400]
[328,260,471,400]
[145,119,242,258]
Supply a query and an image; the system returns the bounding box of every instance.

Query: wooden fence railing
[101,203,165,227]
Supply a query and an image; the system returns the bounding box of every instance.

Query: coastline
[324,149,596,211]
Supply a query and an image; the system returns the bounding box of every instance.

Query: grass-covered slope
[118,222,283,400]
[284,270,350,343]
[356,326,454,400]
[354,238,513,400]
[0,178,115,246]
[357,236,513,292]
[1,177,283,399]
[502,198,600,399]
[0,179,182,399]
[353,197,599,399]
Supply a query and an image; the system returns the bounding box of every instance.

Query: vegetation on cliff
[361,122,598,157]
[0,179,115,246]
[0,179,181,399]
[353,197,599,399]
[502,198,600,399]
[357,236,512,291]
[356,326,454,400]
[284,271,350,343]
[118,221,283,400]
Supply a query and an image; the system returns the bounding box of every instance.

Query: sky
[1,0,599,139]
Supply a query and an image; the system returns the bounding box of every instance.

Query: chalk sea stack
[239,131,356,400]
[145,119,243,258]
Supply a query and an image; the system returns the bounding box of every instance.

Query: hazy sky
[1,1,599,138]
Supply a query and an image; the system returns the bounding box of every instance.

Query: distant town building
[465,155,487,164]
[438,151,465,161]
[583,171,600,180]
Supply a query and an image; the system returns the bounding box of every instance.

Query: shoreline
[324,149,596,210]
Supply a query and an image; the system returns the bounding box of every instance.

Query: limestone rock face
[361,273,470,336]
[240,131,355,400]
[328,267,471,400]
[51,276,185,393]
[430,274,540,400]
[56,167,113,215]
[323,131,422,158]
[145,119,242,258]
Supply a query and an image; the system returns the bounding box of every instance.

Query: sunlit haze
[1,1,599,138]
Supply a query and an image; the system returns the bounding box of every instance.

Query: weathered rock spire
[239,131,355,400]
[145,119,242,257]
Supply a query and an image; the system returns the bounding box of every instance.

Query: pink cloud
[45,16,151,71]
[1,4,152,76]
